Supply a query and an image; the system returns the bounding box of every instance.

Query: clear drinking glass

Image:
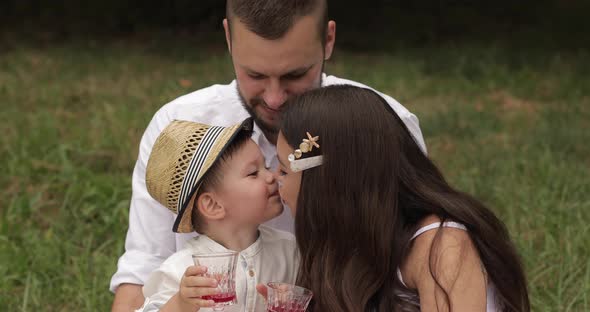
[192,251,239,311]
[266,282,313,312]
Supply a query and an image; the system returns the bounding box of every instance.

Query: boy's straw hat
[146,118,253,233]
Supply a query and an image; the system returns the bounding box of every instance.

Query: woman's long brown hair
[280,85,529,311]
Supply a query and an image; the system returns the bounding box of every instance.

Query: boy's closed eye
[247,164,270,177]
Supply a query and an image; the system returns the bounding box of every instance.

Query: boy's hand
[178,265,219,310]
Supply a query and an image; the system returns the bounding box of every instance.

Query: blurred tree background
[1,0,589,49]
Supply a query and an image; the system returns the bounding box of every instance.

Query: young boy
[137,118,299,312]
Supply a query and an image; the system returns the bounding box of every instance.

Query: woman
[273,85,529,311]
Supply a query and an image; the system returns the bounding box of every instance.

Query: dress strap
[410,221,467,241]
[397,221,468,288]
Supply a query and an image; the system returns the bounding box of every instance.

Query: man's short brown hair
[226,0,328,43]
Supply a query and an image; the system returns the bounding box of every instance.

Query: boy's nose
[265,169,276,183]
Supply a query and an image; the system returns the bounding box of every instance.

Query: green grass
[1,37,588,311]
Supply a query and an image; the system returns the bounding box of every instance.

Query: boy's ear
[197,192,226,221]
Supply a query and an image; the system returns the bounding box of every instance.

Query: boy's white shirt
[137,225,299,312]
[110,74,426,291]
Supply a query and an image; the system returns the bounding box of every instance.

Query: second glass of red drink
[266,282,313,312]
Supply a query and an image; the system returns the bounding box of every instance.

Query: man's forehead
[230,25,323,76]
[231,40,322,76]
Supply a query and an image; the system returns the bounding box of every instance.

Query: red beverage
[266,301,305,312]
[267,307,305,312]
[202,291,236,303]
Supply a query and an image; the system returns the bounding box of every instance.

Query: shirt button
[248,269,255,277]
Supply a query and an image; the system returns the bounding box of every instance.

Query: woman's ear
[197,192,226,221]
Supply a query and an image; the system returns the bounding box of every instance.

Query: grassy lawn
[1,36,589,311]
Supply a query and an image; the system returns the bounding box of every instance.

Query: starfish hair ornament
[288,132,324,172]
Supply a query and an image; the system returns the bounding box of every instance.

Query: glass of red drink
[266,282,313,312]
[192,251,239,311]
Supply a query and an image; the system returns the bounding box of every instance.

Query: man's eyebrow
[282,65,313,76]
[243,66,262,75]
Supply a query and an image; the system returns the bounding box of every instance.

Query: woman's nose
[272,168,281,180]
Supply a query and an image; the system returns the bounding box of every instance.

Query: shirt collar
[251,122,279,170]
[188,231,263,259]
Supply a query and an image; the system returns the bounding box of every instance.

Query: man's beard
[236,88,279,138]
[235,64,324,139]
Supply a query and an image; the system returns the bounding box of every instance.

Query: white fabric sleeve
[137,266,182,312]
[138,251,192,312]
[136,247,200,312]
[110,108,178,292]
[370,90,427,155]
[322,75,427,154]
[134,297,163,312]
[400,111,427,154]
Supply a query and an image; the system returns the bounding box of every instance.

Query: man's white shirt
[110,74,426,291]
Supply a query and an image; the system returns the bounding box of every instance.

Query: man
[111,1,426,311]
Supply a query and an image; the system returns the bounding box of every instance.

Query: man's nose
[262,79,287,110]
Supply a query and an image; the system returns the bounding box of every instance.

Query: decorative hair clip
[288,132,324,172]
